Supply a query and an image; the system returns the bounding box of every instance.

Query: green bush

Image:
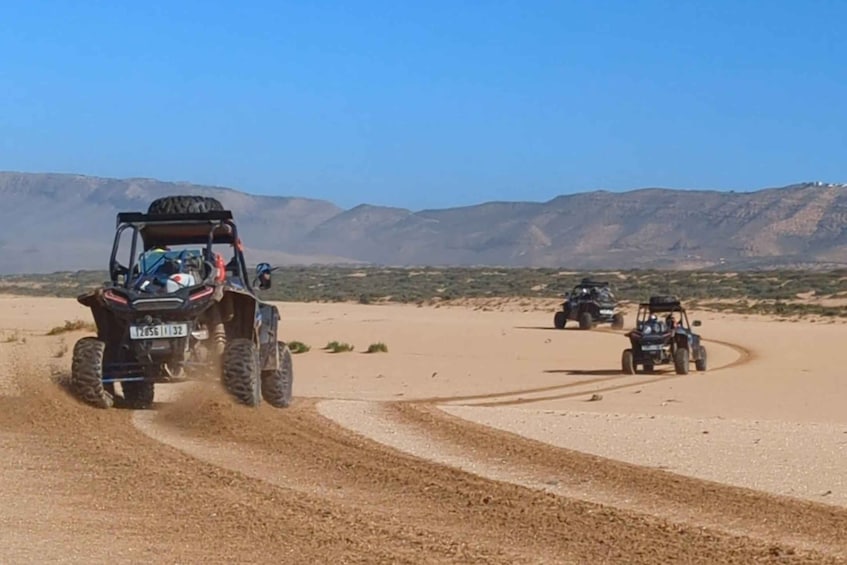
[324,340,354,353]
[366,342,388,354]
[287,341,311,354]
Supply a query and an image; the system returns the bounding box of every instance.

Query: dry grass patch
[47,319,96,336]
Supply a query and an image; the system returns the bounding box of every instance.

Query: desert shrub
[324,340,354,353]
[47,319,95,335]
[366,342,388,354]
[287,341,311,354]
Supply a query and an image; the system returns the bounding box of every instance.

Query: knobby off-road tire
[695,345,707,372]
[222,338,261,407]
[650,295,679,307]
[621,349,636,375]
[121,381,155,409]
[261,341,293,408]
[611,313,624,330]
[147,195,224,215]
[674,347,690,375]
[579,311,593,330]
[553,311,566,329]
[70,337,114,409]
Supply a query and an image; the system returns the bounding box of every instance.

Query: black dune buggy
[621,295,707,375]
[70,195,293,409]
[553,278,624,330]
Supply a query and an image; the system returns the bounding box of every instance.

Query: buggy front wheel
[553,311,566,329]
[621,349,636,375]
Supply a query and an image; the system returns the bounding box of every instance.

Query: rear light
[189,286,214,301]
[104,289,129,305]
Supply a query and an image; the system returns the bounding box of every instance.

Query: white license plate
[129,323,189,340]
[641,344,663,351]
[600,309,614,315]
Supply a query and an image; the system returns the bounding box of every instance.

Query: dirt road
[1,296,846,563]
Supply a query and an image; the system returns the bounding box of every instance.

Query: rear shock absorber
[212,323,226,356]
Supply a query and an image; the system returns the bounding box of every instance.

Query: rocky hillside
[2,172,846,274]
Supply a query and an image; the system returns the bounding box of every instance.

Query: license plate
[641,344,663,351]
[600,309,614,315]
[129,323,189,340]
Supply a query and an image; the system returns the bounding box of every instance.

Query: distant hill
[2,171,847,274]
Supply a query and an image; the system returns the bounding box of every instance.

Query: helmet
[649,314,658,322]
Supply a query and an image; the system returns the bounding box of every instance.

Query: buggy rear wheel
[222,338,262,407]
[70,337,114,409]
[674,347,690,375]
[695,345,707,372]
[261,342,294,408]
[611,313,624,330]
[621,349,636,375]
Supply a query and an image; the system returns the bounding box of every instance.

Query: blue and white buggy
[621,296,707,375]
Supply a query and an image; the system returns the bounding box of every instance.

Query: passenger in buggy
[665,314,677,330]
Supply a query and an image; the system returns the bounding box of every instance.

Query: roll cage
[567,279,617,302]
[634,301,697,332]
[107,210,255,294]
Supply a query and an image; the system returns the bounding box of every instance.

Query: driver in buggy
[642,314,668,335]
[131,247,204,293]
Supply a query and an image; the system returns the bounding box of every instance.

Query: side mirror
[693,320,702,327]
[255,262,275,290]
[110,262,128,284]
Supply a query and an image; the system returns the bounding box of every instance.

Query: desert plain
[1,294,847,564]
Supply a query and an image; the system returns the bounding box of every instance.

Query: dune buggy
[620,295,706,375]
[553,278,624,330]
[71,195,293,409]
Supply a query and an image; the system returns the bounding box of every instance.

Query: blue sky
[1,1,845,210]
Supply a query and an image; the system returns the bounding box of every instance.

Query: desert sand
[1,294,847,563]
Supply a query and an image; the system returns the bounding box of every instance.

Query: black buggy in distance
[71,195,293,410]
[621,295,707,375]
[553,278,625,330]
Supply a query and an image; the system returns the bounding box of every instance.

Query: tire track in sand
[416,333,755,408]
[130,384,839,564]
[322,398,847,560]
[0,354,537,564]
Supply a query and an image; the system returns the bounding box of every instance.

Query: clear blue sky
[1,1,845,210]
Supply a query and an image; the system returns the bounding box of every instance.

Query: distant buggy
[621,295,707,375]
[553,279,624,330]
[71,195,293,410]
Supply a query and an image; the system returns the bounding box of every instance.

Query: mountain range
[2,171,847,274]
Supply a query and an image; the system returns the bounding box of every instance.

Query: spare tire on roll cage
[147,195,225,215]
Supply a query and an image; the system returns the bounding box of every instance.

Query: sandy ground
[1,293,847,563]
